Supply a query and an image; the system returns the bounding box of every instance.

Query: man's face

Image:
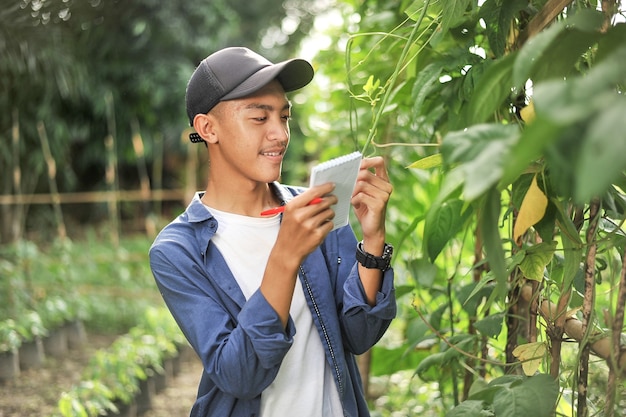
[209,80,292,185]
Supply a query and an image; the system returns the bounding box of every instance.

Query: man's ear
[192,113,218,144]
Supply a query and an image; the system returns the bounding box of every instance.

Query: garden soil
[0,333,202,417]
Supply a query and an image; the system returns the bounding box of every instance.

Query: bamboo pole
[131,118,156,236]
[520,284,626,373]
[518,0,572,44]
[152,132,164,218]
[0,189,184,205]
[11,108,22,241]
[104,91,120,247]
[37,121,67,241]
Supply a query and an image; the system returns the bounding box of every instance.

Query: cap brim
[221,58,313,101]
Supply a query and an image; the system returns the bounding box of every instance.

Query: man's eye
[282,115,292,121]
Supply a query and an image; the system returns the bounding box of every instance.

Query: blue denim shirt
[149,183,396,417]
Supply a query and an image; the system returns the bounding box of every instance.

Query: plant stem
[605,246,626,417]
[577,197,601,417]
[548,287,571,379]
[360,0,431,155]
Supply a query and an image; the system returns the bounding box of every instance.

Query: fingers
[275,188,335,261]
[359,156,391,183]
[351,156,392,239]
[281,182,337,234]
[292,182,336,207]
[354,157,393,199]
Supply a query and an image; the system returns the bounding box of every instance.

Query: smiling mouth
[261,148,285,157]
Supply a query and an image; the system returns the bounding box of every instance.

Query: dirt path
[0,333,202,417]
[0,334,115,417]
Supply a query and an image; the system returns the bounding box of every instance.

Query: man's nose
[267,119,289,141]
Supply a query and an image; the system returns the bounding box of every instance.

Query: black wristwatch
[356,241,393,271]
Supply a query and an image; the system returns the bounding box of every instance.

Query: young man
[149,47,396,417]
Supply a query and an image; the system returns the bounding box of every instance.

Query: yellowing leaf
[512,342,546,376]
[520,100,535,124]
[513,174,548,244]
[518,241,557,281]
[407,153,443,170]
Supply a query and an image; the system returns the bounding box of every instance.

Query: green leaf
[423,167,465,259]
[532,28,600,84]
[411,62,444,117]
[534,199,557,244]
[519,241,557,281]
[445,400,486,417]
[479,0,528,58]
[441,0,472,34]
[465,53,517,124]
[464,138,518,201]
[407,153,443,170]
[457,281,494,317]
[552,199,582,247]
[394,284,415,299]
[552,202,582,293]
[467,377,501,402]
[443,333,476,363]
[396,213,424,256]
[406,316,433,349]
[473,313,504,338]
[481,188,508,304]
[424,199,473,262]
[576,96,626,203]
[533,45,626,126]
[534,81,614,126]
[598,217,626,254]
[369,345,424,376]
[429,303,450,332]
[513,9,604,88]
[492,374,559,417]
[467,378,489,399]
[407,257,439,288]
[499,117,562,189]
[404,0,440,22]
[595,22,626,64]
[441,124,520,201]
[416,352,447,381]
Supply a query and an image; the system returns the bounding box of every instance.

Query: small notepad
[309,151,362,231]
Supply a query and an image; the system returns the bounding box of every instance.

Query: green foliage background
[300,1,626,415]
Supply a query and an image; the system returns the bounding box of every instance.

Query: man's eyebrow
[244,102,292,111]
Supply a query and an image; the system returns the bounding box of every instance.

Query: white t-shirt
[205,206,343,417]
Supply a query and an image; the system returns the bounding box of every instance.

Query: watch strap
[356,241,393,271]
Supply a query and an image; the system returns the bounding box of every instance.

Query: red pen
[260,197,324,216]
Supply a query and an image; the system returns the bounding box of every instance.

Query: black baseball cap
[185,47,314,143]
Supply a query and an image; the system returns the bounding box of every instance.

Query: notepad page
[309,151,362,231]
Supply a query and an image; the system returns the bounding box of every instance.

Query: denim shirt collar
[186,182,298,252]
